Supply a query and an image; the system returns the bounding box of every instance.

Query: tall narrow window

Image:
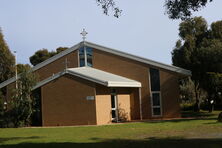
[150,68,160,91]
[78,46,93,67]
[111,89,118,122]
[86,47,92,67]
[149,68,162,116]
[79,47,85,67]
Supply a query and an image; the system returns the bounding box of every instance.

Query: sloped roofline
[32,40,191,75]
[84,41,191,75]
[0,41,191,89]
[33,67,141,90]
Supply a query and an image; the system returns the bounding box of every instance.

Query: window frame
[148,68,162,117]
[86,47,93,67]
[111,91,118,122]
[150,91,162,117]
[78,46,93,67]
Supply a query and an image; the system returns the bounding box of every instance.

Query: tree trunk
[208,98,212,113]
[218,112,222,122]
[194,82,200,112]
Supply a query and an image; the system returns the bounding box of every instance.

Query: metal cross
[80,28,88,41]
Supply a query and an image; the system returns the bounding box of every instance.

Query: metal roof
[33,67,141,89]
[67,67,141,87]
[0,40,191,89]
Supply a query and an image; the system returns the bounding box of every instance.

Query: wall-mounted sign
[86,96,95,101]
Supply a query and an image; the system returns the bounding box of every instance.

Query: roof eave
[107,81,141,87]
[0,40,192,89]
[84,41,192,76]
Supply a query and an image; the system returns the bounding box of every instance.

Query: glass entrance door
[111,93,117,121]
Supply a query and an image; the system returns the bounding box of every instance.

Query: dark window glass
[78,46,93,67]
[79,47,85,67]
[150,68,160,91]
[111,95,115,108]
[153,108,161,116]
[86,47,92,67]
[112,110,116,118]
[152,93,160,106]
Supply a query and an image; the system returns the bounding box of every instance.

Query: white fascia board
[0,40,191,89]
[32,42,82,71]
[33,69,142,90]
[107,81,141,87]
[0,76,18,89]
[84,41,192,76]
[0,42,83,89]
[66,70,108,86]
[32,71,66,90]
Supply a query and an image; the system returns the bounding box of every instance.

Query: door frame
[111,92,119,122]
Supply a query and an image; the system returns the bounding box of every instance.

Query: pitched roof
[0,41,191,89]
[32,41,191,75]
[33,67,141,89]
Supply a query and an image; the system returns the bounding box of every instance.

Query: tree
[203,72,222,112]
[29,47,68,66]
[17,64,31,73]
[165,0,213,20]
[179,78,196,103]
[96,0,213,20]
[10,70,37,127]
[29,49,53,66]
[56,47,68,53]
[172,17,207,111]
[172,17,222,111]
[96,0,122,18]
[0,28,15,83]
[0,91,5,127]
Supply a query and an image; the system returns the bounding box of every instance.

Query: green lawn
[0,111,222,148]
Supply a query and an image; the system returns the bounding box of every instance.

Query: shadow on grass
[0,137,222,148]
[181,111,217,118]
[139,111,220,124]
[0,136,41,144]
[140,117,218,124]
[204,121,222,124]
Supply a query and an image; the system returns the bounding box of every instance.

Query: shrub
[180,103,194,111]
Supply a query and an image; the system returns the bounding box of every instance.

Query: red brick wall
[92,49,181,119]
[41,74,97,126]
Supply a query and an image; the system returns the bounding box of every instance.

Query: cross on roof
[80,28,88,41]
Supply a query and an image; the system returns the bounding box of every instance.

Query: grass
[0,111,222,148]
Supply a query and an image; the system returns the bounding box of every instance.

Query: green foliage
[0,28,15,83]
[10,70,37,127]
[172,17,222,111]
[29,49,53,66]
[96,0,213,20]
[211,20,222,40]
[179,78,207,111]
[0,111,222,147]
[205,73,222,105]
[0,91,10,128]
[0,91,5,127]
[180,102,194,111]
[31,88,42,126]
[165,0,213,20]
[29,47,68,66]
[56,47,68,53]
[96,0,122,18]
[180,78,196,103]
[17,64,31,73]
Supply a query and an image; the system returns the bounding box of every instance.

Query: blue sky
[0,0,222,65]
